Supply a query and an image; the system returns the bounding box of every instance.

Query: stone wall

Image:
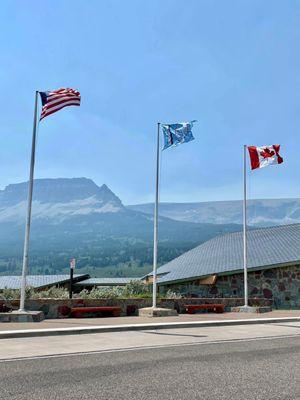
[162,264,300,308]
[0,297,271,319]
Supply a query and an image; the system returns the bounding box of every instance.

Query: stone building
[146,224,300,308]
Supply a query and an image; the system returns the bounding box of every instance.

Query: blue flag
[162,121,196,150]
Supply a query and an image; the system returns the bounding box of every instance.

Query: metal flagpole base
[231,305,261,313]
[138,307,178,317]
[1,310,45,323]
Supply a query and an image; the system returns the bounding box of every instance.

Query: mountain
[0,178,241,277]
[0,178,124,223]
[128,198,300,227]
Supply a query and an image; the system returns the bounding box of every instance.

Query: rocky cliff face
[0,178,124,223]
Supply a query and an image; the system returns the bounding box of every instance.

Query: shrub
[164,289,183,299]
[76,286,124,299]
[0,287,35,300]
[76,289,90,299]
[0,286,70,300]
[30,287,69,299]
[75,281,151,299]
[0,288,19,300]
[0,280,155,300]
[123,280,150,297]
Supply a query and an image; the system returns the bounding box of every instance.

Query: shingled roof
[151,224,300,285]
[0,274,88,290]
[75,277,137,286]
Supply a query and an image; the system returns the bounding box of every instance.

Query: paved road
[1,321,300,359]
[1,324,300,400]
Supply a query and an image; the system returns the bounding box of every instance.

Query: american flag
[39,88,81,120]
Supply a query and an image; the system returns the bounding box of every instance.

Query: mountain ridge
[3,177,299,277]
[0,177,242,276]
[1,177,299,226]
[0,178,124,223]
[0,178,123,206]
[128,198,300,226]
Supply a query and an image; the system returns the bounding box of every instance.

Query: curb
[1,316,299,339]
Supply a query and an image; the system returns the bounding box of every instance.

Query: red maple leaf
[260,148,275,158]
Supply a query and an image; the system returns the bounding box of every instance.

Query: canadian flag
[247,145,283,170]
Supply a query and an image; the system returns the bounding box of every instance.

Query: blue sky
[1,0,299,204]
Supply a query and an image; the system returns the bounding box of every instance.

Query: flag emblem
[162,121,196,150]
[248,145,283,170]
[39,88,81,120]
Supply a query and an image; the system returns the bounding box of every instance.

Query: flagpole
[152,122,160,309]
[243,144,248,308]
[19,91,39,312]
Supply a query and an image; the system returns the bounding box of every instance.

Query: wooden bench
[185,304,225,314]
[0,303,12,313]
[70,306,121,318]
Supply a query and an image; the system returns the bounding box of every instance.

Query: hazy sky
[1,0,300,204]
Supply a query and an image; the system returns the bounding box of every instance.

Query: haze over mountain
[1,177,298,277]
[0,178,124,223]
[129,199,300,227]
[0,178,240,277]
[2,178,298,228]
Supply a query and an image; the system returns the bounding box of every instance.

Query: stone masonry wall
[162,264,300,308]
[0,297,271,319]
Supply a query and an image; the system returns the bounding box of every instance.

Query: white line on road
[1,317,299,339]
[0,333,299,364]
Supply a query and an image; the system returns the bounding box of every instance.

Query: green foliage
[77,286,124,299]
[164,289,183,299]
[76,281,151,299]
[30,287,69,299]
[122,280,150,297]
[0,286,35,300]
[0,288,19,300]
[0,281,178,301]
[0,238,204,278]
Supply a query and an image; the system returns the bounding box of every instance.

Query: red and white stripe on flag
[39,88,81,120]
[247,145,283,170]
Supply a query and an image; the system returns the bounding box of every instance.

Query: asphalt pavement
[1,323,300,400]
